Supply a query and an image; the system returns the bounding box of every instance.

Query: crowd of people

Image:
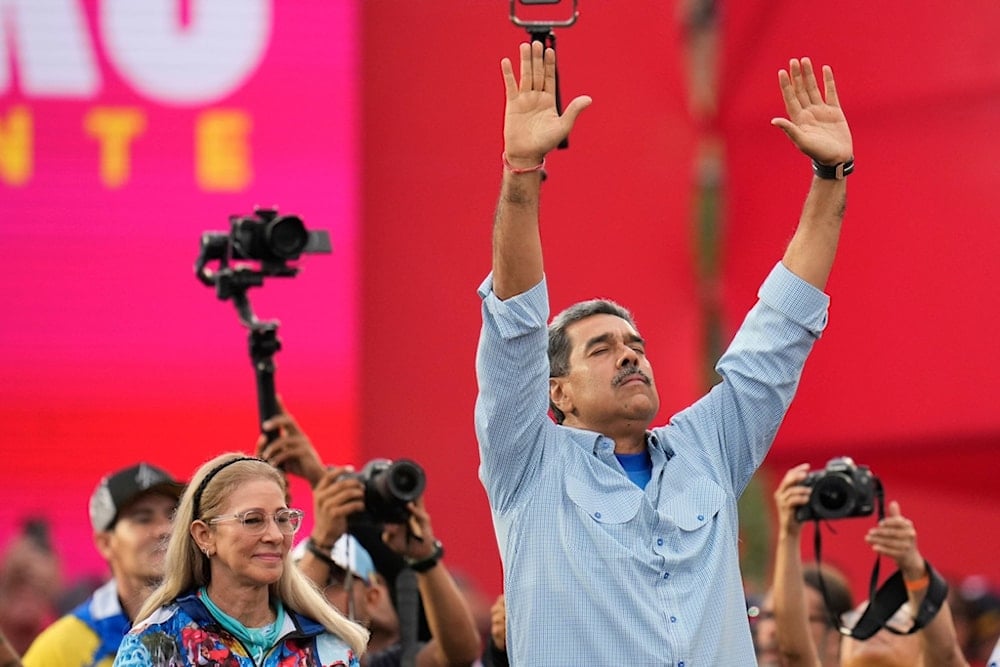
[5,450,996,666]
[2,41,998,666]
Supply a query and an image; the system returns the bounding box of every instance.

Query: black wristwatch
[405,539,445,573]
[812,158,854,180]
[305,538,336,565]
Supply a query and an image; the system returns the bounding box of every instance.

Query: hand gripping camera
[795,457,879,522]
[344,459,426,525]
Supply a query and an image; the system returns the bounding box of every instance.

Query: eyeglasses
[207,508,304,535]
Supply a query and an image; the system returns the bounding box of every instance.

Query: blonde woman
[113,453,368,666]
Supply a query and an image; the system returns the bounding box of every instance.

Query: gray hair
[547,299,637,424]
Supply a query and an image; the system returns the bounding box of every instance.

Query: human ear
[93,531,114,561]
[190,520,214,554]
[549,377,574,415]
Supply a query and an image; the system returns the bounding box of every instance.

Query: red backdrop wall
[719,0,1000,594]
[359,0,1000,598]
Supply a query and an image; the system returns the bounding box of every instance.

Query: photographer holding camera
[258,405,481,667]
[769,463,968,667]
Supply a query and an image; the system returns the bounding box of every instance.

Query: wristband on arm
[404,539,445,573]
[812,158,854,180]
[502,152,546,175]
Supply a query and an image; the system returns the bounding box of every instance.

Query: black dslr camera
[795,457,878,522]
[195,207,332,302]
[345,459,426,525]
[227,209,329,266]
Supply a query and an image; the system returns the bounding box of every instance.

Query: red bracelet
[502,152,545,175]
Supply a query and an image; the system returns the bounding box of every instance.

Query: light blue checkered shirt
[475,262,829,666]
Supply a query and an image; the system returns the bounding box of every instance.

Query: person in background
[948,579,1000,665]
[265,403,480,667]
[23,463,184,667]
[282,444,481,667]
[475,40,854,664]
[113,453,368,666]
[299,529,479,667]
[771,463,968,667]
[0,519,61,654]
[296,535,397,654]
[754,563,853,667]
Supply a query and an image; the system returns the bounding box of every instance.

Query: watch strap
[405,539,444,573]
[812,158,855,180]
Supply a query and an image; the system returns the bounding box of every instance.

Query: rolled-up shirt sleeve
[665,262,831,496]
[475,274,552,514]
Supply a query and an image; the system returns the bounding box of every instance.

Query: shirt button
[670,616,677,623]
[697,514,705,521]
[594,512,602,519]
[656,538,664,546]
[663,572,670,580]
[678,662,685,667]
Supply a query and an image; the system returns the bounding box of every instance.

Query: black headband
[191,456,264,519]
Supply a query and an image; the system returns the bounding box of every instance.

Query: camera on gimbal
[196,207,331,289]
[344,459,427,525]
[194,206,332,447]
[795,456,878,522]
[227,209,329,265]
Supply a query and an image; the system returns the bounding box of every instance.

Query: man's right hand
[501,41,592,166]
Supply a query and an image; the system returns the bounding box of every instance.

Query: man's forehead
[567,313,640,342]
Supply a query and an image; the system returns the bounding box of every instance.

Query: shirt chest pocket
[662,478,728,561]
[566,474,643,524]
[564,474,643,561]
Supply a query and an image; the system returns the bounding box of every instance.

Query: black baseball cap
[88,463,185,532]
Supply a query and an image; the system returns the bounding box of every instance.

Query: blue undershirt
[615,451,652,489]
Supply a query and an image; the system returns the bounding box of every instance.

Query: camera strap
[847,559,949,640]
[811,477,884,631]
[396,567,420,667]
[812,478,949,640]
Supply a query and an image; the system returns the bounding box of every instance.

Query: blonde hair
[136,452,369,655]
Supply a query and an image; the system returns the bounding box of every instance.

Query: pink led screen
[0,1,359,581]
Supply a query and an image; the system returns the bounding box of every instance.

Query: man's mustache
[612,367,651,387]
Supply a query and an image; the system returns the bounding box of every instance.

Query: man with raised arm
[474,40,854,665]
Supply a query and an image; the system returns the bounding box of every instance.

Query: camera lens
[264,215,308,259]
[386,460,425,502]
[811,475,854,518]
